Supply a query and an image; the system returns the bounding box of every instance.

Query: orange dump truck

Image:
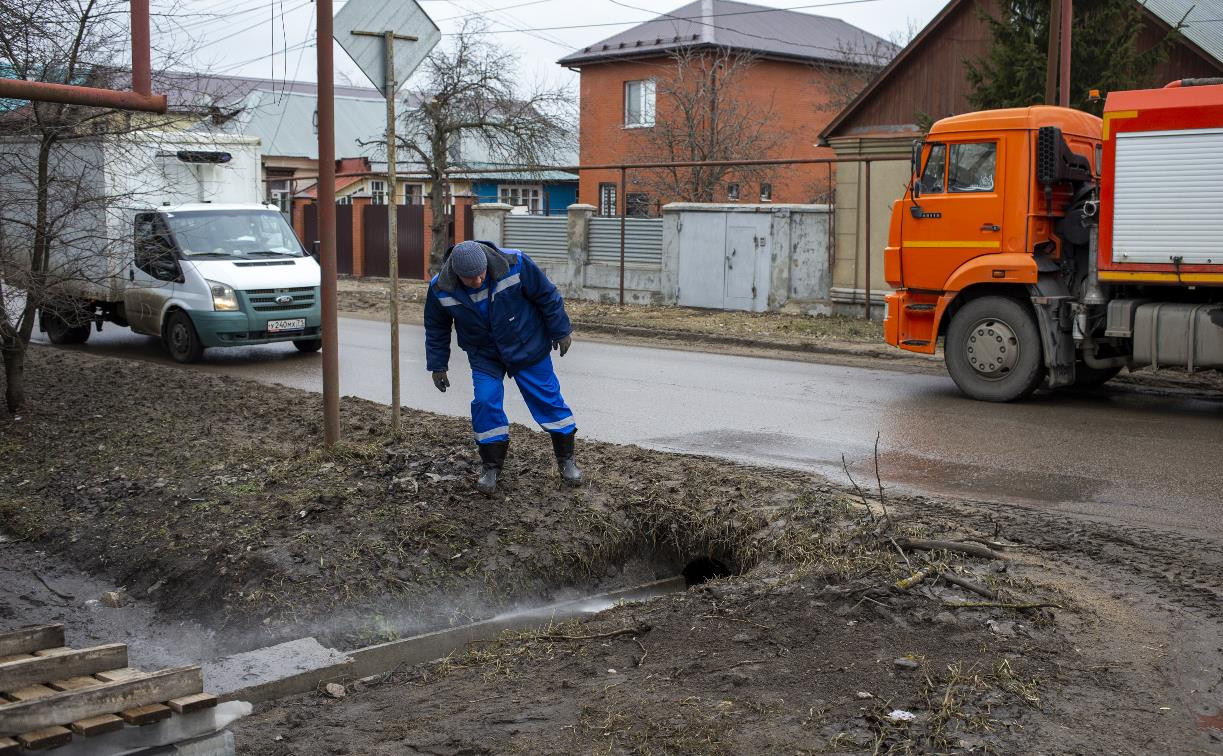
[883,79,1223,401]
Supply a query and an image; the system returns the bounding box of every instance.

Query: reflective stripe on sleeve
[437,295,461,307]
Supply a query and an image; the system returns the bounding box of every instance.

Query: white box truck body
[0,132,321,362]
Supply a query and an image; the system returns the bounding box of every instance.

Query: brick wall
[576,55,845,212]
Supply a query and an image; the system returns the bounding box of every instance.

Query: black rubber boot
[550,430,582,487]
[476,441,508,495]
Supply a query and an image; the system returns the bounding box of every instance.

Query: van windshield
[164,210,305,259]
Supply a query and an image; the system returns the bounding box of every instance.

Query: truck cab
[885,84,1223,401]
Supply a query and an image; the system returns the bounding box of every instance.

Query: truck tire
[292,338,322,353]
[40,307,91,345]
[945,296,1045,402]
[164,310,204,364]
[1073,362,1122,388]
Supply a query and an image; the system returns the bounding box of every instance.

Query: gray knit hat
[449,241,488,278]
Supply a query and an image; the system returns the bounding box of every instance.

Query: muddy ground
[1,347,1221,753]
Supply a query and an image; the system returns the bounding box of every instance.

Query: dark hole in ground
[682,556,732,586]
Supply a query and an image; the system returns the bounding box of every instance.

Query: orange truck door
[900,139,1005,290]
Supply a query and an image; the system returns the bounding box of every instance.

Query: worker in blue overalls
[424,240,580,494]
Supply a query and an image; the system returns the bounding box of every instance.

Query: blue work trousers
[471,355,576,444]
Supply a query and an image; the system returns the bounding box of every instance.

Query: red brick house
[557,0,894,215]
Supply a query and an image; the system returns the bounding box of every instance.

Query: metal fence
[503,214,568,263]
[589,217,664,268]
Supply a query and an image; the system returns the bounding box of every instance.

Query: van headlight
[207,280,239,311]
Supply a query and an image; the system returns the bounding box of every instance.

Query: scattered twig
[31,570,74,601]
[841,452,874,521]
[894,567,934,590]
[698,614,772,631]
[889,537,912,569]
[633,637,648,667]
[872,431,892,527]
[896,538,1006,561]
[939,571,998,600]
[943,601,1062,611]
[540,625,652,641]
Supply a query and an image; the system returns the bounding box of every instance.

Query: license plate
[267,318,306,333]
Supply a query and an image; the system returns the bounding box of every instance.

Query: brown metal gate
[302,203,354,274]
[361,204,425,279]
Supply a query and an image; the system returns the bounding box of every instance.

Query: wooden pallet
[0,624,218,753]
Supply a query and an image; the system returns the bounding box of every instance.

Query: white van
[3,132,321,362]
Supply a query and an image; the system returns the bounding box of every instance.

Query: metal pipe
[826,161,834,273]
[317,0,341,446]
[0,0,166,112]
[131,0,152,96]
[863,160,871,321]
[0,78,166,112]
[619,166,626,307]
[1059,0,1072,108]
[284,154,913,185]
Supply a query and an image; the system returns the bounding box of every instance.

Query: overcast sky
[171,0,951,91]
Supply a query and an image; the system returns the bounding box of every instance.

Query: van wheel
[41,306,91,345]
[164,310,204,363]
[945,296,1045,402]
[293,338,322,353]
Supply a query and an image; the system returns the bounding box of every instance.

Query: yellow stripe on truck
[1102,110,1138,140]
[905,241,1002,249]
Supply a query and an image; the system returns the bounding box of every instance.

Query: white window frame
[499,184,543,214]
[369,179,387,205]
[401,183,423,204]
[624,79,655,128]
[727,183,740,201]
[759,183,772,202]
[267,178,291,212]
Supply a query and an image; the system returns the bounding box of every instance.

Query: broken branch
[896,538,1006,561]
[540,625,652,641]
[938,571,997,600]
[894,567,934,590]
[942,601,1061,611]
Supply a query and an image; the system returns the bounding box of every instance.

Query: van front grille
[245,286,317,312]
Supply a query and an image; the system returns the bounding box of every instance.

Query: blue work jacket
[424,241,572,376]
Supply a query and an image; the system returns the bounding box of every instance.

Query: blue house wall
[470,180,576,216]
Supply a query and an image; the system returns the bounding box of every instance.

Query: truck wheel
[1073,362,1122,388]
[293,338,322,353]
[945,296,1045,402]
[40,307,91,345]
[164,310,204,364]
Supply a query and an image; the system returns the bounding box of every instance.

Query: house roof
[557,0,894,67]
[818,0,1223,142]
[1144,0,1223,65]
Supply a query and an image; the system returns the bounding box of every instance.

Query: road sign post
[335,0,439,434]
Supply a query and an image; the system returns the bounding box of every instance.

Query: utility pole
[1058,0,1073,108]
[317,0,341,446]
[1045,0,1061,105]
[352,29,418,433]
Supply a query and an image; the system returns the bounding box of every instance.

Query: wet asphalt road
[41,317,1223,537]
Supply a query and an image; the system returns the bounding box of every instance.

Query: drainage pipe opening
[682,556,732,586]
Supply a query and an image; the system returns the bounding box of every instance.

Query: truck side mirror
[911,139,923,199]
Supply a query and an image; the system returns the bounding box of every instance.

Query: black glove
[432,371,450,392]
[553,334,572,357]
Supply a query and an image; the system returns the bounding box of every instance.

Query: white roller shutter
[1112,127,1223,265]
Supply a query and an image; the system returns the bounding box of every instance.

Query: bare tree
[627,47,794,205]
[0,0,213,414]
[397,19,575,272]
